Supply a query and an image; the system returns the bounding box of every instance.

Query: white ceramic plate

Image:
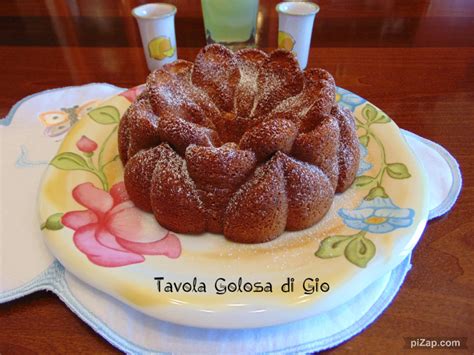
[38,87,429,328]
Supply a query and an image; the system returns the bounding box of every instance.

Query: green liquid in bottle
[201,0,259,45]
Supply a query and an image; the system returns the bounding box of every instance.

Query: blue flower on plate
[338,197,415,233]
[336,88,366,112]
[357,143,373,176]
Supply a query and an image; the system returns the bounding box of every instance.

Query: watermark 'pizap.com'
[404,337,468,349]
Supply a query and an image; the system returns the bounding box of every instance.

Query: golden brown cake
[119,44,360,243]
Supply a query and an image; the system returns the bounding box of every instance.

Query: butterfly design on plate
[38,100,98,140]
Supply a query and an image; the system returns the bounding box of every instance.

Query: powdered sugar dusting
[192,44,240,112]
[250,50,304,117]
[233,48,268,117]
[120,44,360,243]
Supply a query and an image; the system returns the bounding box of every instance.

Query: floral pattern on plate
[317,94,415,267]
[41,87,181,267]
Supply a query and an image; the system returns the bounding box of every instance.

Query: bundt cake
[118,44,360,243]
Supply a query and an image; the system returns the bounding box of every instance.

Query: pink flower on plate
[62,182,181,267]
[76,135,98,153]
[119,85,145,103]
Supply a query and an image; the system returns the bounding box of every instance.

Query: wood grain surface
[1,0,473,353]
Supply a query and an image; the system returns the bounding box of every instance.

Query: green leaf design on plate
[50,152,90,171]
[41,212,64,231]
[359,135,370,147]
[362,104,378,123]
[373,114,391,124]
[355,175,375,187]
[345,236,376,268]
[88,105,120,125]
[365,186,389,200]
[386,163,411,179]
[315,235,354,258]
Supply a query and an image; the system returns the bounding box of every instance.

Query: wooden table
[1,0,473,353]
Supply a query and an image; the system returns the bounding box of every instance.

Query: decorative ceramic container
[132,3,178,71]
[276,2,319,69]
